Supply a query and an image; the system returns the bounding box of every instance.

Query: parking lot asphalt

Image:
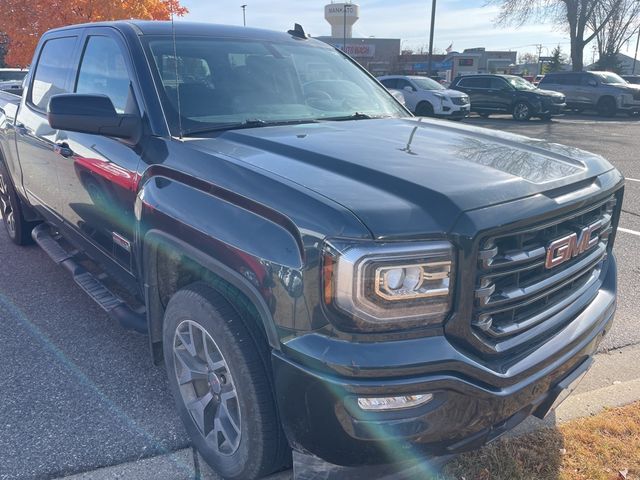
[0,234,189,479]
[0,112,639,479]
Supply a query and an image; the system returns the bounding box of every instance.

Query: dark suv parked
[451,74,566,121]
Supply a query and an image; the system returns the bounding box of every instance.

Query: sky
[176,0,637,61]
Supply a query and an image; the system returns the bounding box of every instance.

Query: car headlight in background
[323,241,455,332]
[433,92,448,107]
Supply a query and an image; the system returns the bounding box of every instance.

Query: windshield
[0,71,27,82]
[507,76,537,91]
[145,37,408,135]
[411,77,445,91]
[596,72,627,85]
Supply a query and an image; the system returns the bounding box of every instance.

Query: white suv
[379,75,470,120]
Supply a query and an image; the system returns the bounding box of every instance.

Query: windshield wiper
[321,112,390,121]
[183,118,319,137]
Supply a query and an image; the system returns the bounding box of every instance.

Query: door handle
[54,142,74,158]
[15,122,27,134]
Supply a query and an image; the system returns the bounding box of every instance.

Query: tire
[416,102,434,117]
[163,283,290,480]
[512,101,532,121]
[0,160,37,245]
[597,97,617,117]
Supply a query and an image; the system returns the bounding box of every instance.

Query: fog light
[357,394,433,411]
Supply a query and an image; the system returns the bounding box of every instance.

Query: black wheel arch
[143,230,281,365]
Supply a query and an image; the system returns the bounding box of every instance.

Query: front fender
[136,174,307,356]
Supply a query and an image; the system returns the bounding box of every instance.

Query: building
[445,48,517,78]
[317,36,402,75]
[586,52,640,75]
[396,53,451,76]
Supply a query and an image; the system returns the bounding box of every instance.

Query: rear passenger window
[30,36,77,111]
[76,36,133,113]
[460,77,490,89]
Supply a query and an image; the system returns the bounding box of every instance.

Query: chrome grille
[452,97,469,106]
[472,195,617,350]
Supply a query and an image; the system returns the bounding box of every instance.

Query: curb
[57,345,640,480]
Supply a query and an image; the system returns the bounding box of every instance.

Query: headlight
[323,241,455,332]
[433,93,448,106]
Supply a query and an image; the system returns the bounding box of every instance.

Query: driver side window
[76,36,133,114]
[396,79,415,91]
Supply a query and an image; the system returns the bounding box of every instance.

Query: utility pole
[427,0,437,77]
[241,4,247,27]
[536,44,543,76]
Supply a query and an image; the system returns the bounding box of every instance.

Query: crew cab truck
[0,21,624,479]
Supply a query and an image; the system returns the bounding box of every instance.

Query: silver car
[539,71,640,117]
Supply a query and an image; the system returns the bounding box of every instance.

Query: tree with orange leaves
[0,0,187,67]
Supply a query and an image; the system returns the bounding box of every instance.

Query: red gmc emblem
[545,220,602,269]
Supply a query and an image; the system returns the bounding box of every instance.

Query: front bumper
[273,257,616,467]
[538,102,566,116]
[435,103,470,118]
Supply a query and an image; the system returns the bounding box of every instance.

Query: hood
[531,88,565,98]
[188,118,613,239]
[442,88,467,98]
[614,83,640,92]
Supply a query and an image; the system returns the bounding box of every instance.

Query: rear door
[15,33,81,218]
[456,77,491,110]
[57,28,143,274]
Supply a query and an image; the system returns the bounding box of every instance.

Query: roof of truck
[46,20,316,44]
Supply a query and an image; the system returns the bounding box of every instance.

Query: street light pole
[241,4,247,27]
[343,4,347,52]
[427,0,437,78]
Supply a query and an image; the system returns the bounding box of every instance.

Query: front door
[489,77,515,112]
[56,31,142,273]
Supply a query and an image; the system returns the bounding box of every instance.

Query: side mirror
[48,94,141,143]
[588,80,598,87]
[404,85,415,92]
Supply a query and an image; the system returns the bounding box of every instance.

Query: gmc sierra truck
[0,21,624,479]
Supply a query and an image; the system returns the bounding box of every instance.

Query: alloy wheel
[173,320,241,456]
[0,172,16,238]
[514,103,530,121]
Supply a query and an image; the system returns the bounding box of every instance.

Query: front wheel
[597,97,617,117]
[163,283,290,480]
[0,160,37,245]
[416,102,435,117]
[512,102,532,121]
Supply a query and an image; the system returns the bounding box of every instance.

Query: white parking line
[619,227,640,237]
[626,177,640,183]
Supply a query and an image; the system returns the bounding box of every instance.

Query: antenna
[288,24,309,40]
[170,11,184,139]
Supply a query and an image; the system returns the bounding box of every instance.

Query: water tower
[325,2,360,39]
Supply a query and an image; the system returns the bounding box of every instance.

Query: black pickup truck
[0,21,624,479]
